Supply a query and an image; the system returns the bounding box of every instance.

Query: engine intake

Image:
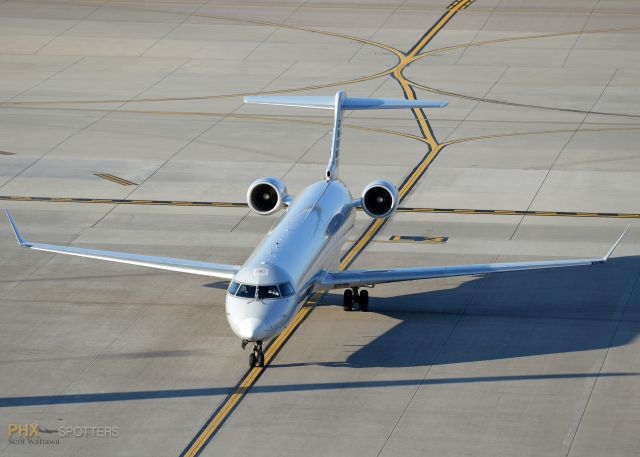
[361,180,398,219]
[247,177,289,215]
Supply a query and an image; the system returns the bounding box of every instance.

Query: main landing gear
[242,340,264,368]
[343,287,369,312]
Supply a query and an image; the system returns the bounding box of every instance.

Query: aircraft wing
[5,210,241,280]
[319,227,629,289]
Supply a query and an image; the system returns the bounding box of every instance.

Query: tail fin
[244,91,447,180]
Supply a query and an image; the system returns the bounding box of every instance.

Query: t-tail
[244,91,447,181]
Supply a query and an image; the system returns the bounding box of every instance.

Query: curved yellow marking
[339,0,472,270]
[404,26,640,117]
[443,126,640,146]
[411,26,640,63]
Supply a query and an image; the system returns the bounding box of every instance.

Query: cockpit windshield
[257,285,280,299]
[228,281,295,299]
[235,283,256,298]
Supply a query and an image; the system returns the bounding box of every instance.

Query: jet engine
[247,177,289,215]
[361,180,398,219]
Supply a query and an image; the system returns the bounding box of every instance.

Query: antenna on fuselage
[244,91,448,181]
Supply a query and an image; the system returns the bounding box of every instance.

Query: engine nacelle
[247,177,289,215]
[361,180,398,219]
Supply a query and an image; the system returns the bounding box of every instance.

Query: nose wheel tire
[343,289,353,311]
[248,341,265,368]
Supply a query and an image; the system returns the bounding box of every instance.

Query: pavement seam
[138,0,206,58]
[241,0,310,61]
[0,55,85,106]
[346,0,408,64]
[90,52,298,230]
[0,37,193,194]
[222,59,301,233]
[83,56,201,228]
[435,64,511,145]
[27,0,107,56]
[564,268,640,457]
[451,0,504,65]
[559,0,601,69]
[375,257,489,457]
[508,67,619,240]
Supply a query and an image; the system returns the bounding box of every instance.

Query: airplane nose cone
[239,317,266,340]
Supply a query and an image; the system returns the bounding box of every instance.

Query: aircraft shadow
[314,256,640,368]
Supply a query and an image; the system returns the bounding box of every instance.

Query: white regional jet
[5,92,630,367]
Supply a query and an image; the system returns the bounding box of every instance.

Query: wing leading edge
[320,227,630,289]
[5,210,241,280]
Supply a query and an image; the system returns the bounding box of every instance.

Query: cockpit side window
[279,282,295,297]
[257,285,280,299]
[236,284,257,298]
[228,281,240,295]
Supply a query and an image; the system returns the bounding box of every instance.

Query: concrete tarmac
[0,1,639,456]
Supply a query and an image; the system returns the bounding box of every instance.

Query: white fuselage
[225,179,355,341]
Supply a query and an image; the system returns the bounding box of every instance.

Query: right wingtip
[604,225,630,261]
[5,209,30,247]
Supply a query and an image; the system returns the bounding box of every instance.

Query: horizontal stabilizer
[244,95,336,110]
[343,97,447,110]
[244,95,447,110]
[244,91,447,181]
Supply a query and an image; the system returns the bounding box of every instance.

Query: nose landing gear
[243,340,265,368]
[343,287,369,312]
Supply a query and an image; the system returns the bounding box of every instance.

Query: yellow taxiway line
[181,296,318,457]
[341,0,472,270]
[180,1,474,455]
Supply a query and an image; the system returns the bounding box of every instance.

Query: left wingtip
[5,209,30,247]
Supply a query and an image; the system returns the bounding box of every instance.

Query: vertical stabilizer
[244,92,447,181]
[326,91,345,180]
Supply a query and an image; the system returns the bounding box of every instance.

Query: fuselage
[225,179,355,341]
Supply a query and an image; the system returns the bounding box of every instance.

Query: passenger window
[236,284,257,298]
[257,285,280,299]
[279,282,295,297]
[228,281,240,295]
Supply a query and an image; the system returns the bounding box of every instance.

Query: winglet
[5,209,31,247]
[603,225,630,261]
